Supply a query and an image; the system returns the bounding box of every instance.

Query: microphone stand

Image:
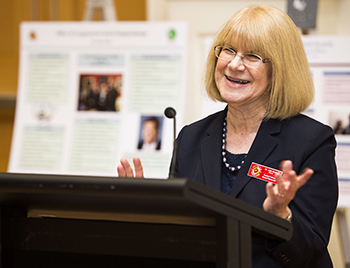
[164,107,178,179]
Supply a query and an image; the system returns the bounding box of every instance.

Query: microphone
[164,107,176,141]
[164,107,178,179]
[164,106,176,117]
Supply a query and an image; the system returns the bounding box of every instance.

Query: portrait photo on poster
[137,115,164,152]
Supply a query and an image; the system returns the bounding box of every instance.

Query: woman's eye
[223,48,236,54]
[245,54,261,61]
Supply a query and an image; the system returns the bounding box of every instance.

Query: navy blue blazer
[173,108,338,267]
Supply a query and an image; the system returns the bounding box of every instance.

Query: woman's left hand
[117,156,144,178]
[263,160,314,219]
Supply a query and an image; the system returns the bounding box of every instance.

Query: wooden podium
[0,173,292,268]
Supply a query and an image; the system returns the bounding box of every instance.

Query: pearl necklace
[222,118,246,172]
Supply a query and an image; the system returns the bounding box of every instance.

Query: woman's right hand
[117,156,144,178]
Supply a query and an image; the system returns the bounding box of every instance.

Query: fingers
[298,168,314,188]
[264,182,291,218]
[133,156,144,178]
[265,182,276,198]
[264,161,314,218]
[274,160,314,202]
[279,160,293,173]
[117,164,126,177]
[276,160,296,199]
[117,157,144,178]
[279,160,313,189]
[119,158,135,177]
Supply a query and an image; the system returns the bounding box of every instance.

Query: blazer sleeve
[267,123,338,267]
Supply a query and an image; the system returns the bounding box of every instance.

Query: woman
[118,5,338,267]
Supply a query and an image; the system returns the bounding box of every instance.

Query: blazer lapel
[229,119,282,197]
[200,109,227,191]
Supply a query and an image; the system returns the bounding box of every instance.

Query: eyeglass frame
[214,45,270,65]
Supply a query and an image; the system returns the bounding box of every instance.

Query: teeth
[226,76,249,84]
[235,80,249,84]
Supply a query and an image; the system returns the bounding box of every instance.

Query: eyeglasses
[214,46,270,67]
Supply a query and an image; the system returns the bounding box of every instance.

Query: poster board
[303,36,350,207]
[8,21,188,179]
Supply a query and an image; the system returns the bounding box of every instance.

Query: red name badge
[248,162,282,184]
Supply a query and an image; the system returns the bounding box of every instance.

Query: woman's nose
[227,53,246,70]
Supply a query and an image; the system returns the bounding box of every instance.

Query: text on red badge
[248,162,282,184]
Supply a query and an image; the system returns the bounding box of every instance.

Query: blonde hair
[205,5,314,120]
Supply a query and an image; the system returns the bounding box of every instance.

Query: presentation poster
[8,22,188,179]
[302,36,350,207]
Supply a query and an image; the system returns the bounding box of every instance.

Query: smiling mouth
[225,75,250,84]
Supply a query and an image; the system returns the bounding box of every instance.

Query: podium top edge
[0,172,190,195]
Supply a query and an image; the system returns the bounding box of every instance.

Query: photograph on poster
[78,74,122,112]
[329,111,350,135]
[137,115,163,152]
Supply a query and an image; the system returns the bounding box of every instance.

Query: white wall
[317,0,350,34]
[146,1,350,267]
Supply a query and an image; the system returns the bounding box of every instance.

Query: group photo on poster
[78,74,122,112]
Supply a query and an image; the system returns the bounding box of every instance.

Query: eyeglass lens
[215,46,264,65]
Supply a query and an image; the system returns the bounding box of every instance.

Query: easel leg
[337,208,350,268]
